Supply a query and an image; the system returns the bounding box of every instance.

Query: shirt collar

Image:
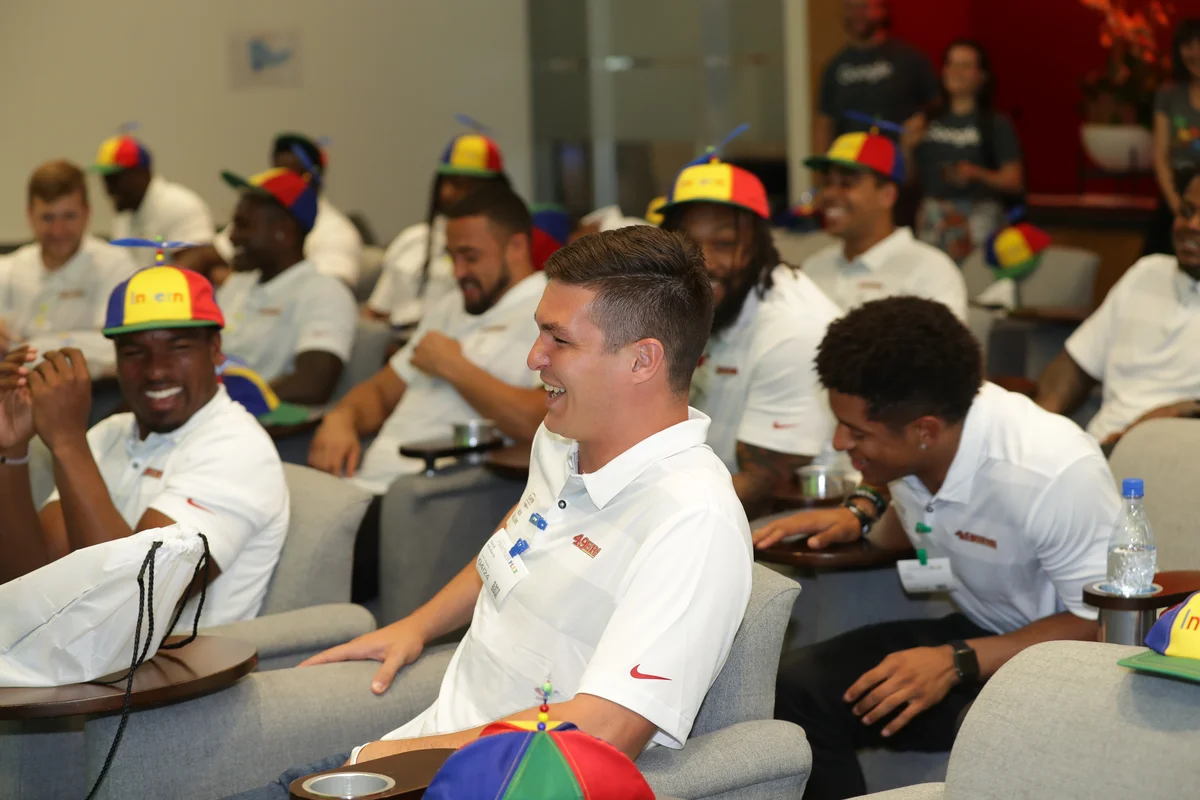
[127,385,232,448]
[1173,265,1200,305]
[840,227,913,273]
[900,381,994,505]
[570,407,712,509]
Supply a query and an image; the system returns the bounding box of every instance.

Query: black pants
[776,614,990,800]
[351,495,384,604]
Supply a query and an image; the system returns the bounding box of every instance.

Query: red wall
[889,0,1200,194]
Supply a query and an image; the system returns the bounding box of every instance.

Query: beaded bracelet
[0,454,30,466]
[849,486,888,517]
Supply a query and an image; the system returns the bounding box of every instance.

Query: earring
[920,442,927,450]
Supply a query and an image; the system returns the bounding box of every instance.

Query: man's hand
[409,331,465,382]
[308,412,362,478]
[900,112,927,153]
[28,349,92,452]
[845,646,958,738]
[298,617,426,695]
[752,507,863,550]
[945,161,982,187]
[0,346,36,452]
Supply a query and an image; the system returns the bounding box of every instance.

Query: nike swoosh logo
[186,498,214,514]
[630,665,670,681]
[772,422,798,429]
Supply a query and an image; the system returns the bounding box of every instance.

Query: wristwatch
[842,500,874,534]
[948,640,980,684]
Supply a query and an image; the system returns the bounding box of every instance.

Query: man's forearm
[968,611,1097,680]
[51,438,133,552]
[0,450,50,582]
[330,381,396,437]
[442,359,545,443]
[1035,351,1097,416]
[407,560,484,644]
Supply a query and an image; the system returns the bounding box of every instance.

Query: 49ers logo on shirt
[572,534,601,558]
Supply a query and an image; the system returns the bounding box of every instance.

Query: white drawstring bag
[0,524,211,687]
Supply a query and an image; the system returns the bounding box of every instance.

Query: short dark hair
[544,226,712,394]
[816,296,982,427]
[28,160,87,207]
[444,182,532,242]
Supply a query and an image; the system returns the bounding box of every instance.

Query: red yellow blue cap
[1119,591,1200,683]
[645,196,667,226]
[424,721,655,800]
[804,131,905,183]
[217,354,312,426]
[221,167,318,233]
[91,135,152,174]
[660,158,770,220]
[439,133,505,177]
[103,266,223,338]
[530,204,571,271]
[984,222,1051,281]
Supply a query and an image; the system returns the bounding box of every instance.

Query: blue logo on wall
[248,38,292,72]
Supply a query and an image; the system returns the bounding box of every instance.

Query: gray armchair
[853,640,1200,799]
[202,463,376,670]
[72,564,808,799]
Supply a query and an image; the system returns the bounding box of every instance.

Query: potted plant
[1080,0,1173,171]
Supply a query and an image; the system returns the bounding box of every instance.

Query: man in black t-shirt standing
[816,0,937,225]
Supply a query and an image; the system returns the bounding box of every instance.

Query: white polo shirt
[374,410,752,750]
[111,175,215,266]
[367,218,454,327]
[43,387,289,628]
[0,236,137,374]
[802,227,968,321]
[580,205,648,232]
[213,196,363,286]
[216,259,357,382]
[351,273,546,495]
[1065,255,1200,441]
[889,382,1116,635]
[692,265,840,473]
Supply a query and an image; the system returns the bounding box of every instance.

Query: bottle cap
[1121,478,1144,498]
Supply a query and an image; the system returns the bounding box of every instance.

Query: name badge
[258,307,283,317]
[896,558,955,593]
[476,527,530,608]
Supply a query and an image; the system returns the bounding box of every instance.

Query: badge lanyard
[509,512,547,558]
[914,522,932,565]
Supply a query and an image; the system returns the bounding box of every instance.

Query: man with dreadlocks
[365,122,510,330]
[660,144,841,518]
[178,132,363,288]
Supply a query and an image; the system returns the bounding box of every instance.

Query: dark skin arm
[733,441,813,520]
[271,351,345,406]
[1035,350,1099,417]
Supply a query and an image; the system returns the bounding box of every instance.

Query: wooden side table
[0,635,257,720]
[1083,570,1200,645]
[290,748,455,799]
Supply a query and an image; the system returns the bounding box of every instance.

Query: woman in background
[1146,18,1200,256]
[904,39,1024,264]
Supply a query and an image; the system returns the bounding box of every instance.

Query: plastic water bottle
[1106,478,1157,596]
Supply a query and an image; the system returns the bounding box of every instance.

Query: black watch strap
[843,501,873,534]
[948,639,980,683]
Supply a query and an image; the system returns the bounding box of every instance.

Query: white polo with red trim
[692,264,841,472]
[43,386,289,628]
[373,410,752,750]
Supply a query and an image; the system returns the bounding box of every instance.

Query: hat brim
[1118,650,1200,683]
[656,197,768,221]
[103,320,221,338]
[437,165,502,178]
[257,402,316,427]
[89,164,127,176]
[802,154,890,179]
[221,170,258,192]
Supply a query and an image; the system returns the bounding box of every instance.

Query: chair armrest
[202,603,376,670]
[636,720,810,799]
[851,784,947,800]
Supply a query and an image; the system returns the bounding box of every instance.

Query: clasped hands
[0,346,93,456]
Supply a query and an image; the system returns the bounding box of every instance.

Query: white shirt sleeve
[1022,454,1116,620]
[386,315,431,386]
[913,256,969,321]
[145,428,287,575]
[307,221,363,286]
[1065,276,1125,381]
[165,195,216,246]
[366,258,397,316]
[736,327,832,458]
[368,226,432,324]
[575,506,753,748]
[43,419,122,510]
[294,279,357,362]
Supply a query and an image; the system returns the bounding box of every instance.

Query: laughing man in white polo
[754,297,1114,800]
[658,151,841,517]
[801,131,967,321]
[226,226,753,798]
[1036,168,1200,445]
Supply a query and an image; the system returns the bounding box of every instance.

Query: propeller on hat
[683,122,751,168]
[843,111,905,139]
[110,237,199,269]
[455,113,493,134]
